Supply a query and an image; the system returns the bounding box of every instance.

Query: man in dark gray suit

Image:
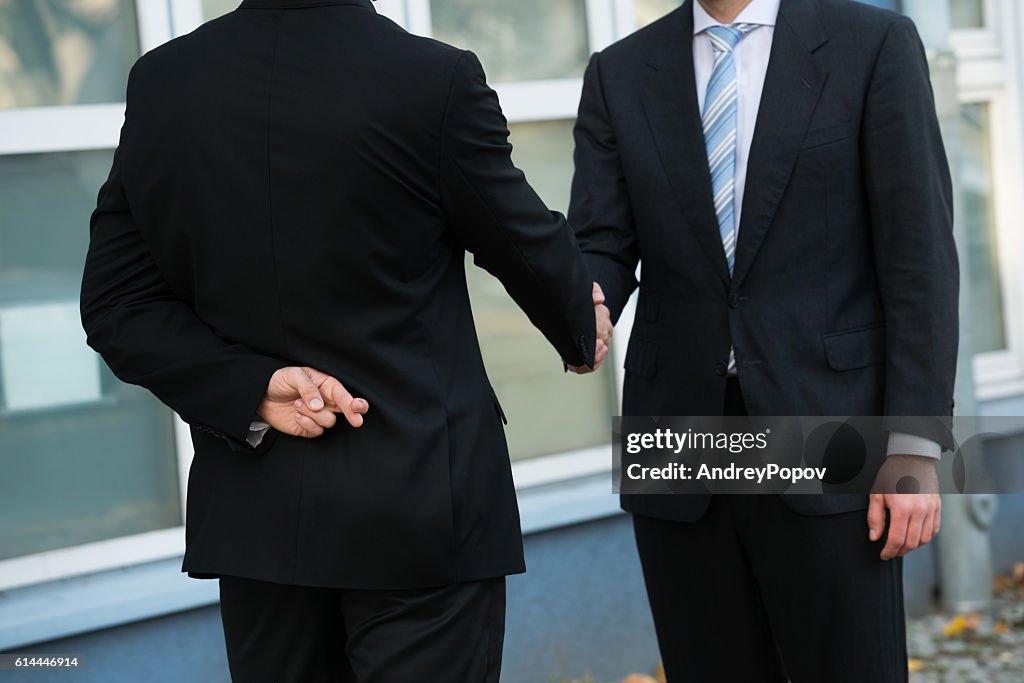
[569,0,958,680]
[81,0,611,679]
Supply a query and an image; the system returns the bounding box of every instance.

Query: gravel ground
[907,566,1024,683]
[604,566,1024,683]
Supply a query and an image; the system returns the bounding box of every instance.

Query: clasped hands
[567,282,614,375]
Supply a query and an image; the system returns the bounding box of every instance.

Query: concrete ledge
[0,474,623,651]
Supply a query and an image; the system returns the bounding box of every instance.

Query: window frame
[953,0,1024,401]
[0,0,194,592]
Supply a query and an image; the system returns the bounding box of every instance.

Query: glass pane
[0,150,182,560]
[636,0,682,29]
[0,0,140,109]
[466,120,615,460]
[950,0,985,29]
[430,0,590,82]
[202,0,240,21]
[960,102,1007,354]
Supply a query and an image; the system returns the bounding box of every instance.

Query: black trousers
[632,379,907,683]
[218,576,506,683]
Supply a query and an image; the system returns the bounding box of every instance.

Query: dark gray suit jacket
[570,0,959,520]
[81,0,596,588]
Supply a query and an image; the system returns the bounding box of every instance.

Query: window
[431,0,591,82]
[949,0,1024,399]
[960,103,1007,355]
[636,0,681,28]
[950,0,986,30]
[0,1,139,109]
[200,0,238,20]
[0,150,182,563]
[0,1,186,592]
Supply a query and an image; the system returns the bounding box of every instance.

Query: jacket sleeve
[568,52,640,324]
[439,50,596,368]
[80,66,285,449]
[861,17,959,449]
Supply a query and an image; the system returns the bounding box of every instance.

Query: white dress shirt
[690,0,940,459]
[693,0,780,232]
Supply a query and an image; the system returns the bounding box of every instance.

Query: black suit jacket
[80,0,596,589]
[570,0,959,520]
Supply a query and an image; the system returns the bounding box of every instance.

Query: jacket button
[728,295,741,309]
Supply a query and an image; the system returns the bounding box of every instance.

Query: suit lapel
[732,0,828,289]
[641,1,730,286]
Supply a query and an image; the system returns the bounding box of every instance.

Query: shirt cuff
[886,432,941,459]
[247,419,271,448]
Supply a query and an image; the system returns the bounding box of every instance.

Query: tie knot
[705,23,758,53]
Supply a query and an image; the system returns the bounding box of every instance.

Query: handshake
[567,281,614,375]
[259,282,614,438]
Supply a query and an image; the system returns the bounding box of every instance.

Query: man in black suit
[569,0,958,680]
[80,0,611,680]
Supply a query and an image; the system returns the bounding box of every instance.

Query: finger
[592,282,605,306]
[932,499,942,537]
[294,412,325,438]
[294,399,337,429]
[918,502,937,547]
[596,306,613,343]
[328,381,368,428]
[899,501,927,557]
[303,367,331,386]
[881,501,909,560]
[594,340,609,369]
[867,494,886,542]
[291,368,325,411]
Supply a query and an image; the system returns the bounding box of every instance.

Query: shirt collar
[693,0,781,35]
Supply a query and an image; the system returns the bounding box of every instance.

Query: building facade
[0,1,1022,681]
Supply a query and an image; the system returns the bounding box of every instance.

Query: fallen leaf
[908,658,925,672]
[942,615,969,637]
[621,676,657,683]
[1013,562,1024,583]
[994,621,1010,635]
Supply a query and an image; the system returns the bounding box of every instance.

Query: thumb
[592,281,606,306]
[867,494,886,542]
[292,368,325,411]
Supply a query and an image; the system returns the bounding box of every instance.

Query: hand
[867,454,941,560]
[258,367,369,438]
[568,282,613,375]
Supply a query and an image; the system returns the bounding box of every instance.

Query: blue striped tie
[703,23,756,375]
[702,23,757,275]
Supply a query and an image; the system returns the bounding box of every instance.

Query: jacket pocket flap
[822,325,885,371]
[801,122,855,150]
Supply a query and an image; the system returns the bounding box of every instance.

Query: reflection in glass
[950,0,985,30]
[466,120,616,460]
[0,0,139,109]
[430,0,590,82]
[636,0,682,29]
[0,150,182,560]
[960,103,1007,354]
[202,0,240,21]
